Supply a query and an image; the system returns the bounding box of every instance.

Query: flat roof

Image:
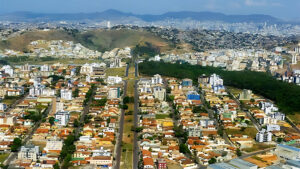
[278,144,300,152]
[209,163,239,169]
[229,158,257,167]
[265,165,283,169]
[287,160,300,167]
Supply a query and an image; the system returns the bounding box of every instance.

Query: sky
[0,0,299,20]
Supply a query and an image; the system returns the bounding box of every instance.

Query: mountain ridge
[0,9,289,24]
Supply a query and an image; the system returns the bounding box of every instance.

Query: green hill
[0,30,75,52]
[0,29,173,53]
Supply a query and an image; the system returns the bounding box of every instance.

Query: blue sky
[0,0,299,19]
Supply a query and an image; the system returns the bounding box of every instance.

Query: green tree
[49,117,55,126]
[72,88,79,97]
[236,148,242,156]
[74,119,80,127]
[138,61,300,114]
[53,163,60,169]
[11,138,22,152]
[208,158,217,164]
[179,144,191,155]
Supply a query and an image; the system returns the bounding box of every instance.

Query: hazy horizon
[0,0,299,20]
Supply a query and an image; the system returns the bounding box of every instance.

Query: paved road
[286,116,300,134]
[239,147,276,159]
[114,64,129,169]
[133,62,139,169]
[135,61,138,78]
[125,64,129,77]
[74,86,96,137]
[6,93,29,113]
[5,103,52,166]
[199,90,234,146]
[226,89,262,131]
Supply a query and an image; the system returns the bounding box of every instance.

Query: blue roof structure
[278,144,300,152]
[187,94,200,100]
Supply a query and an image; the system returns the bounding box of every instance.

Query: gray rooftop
[229,158,257,168]
[208,163,239,169]
[286,160,300,167]
[265,165,283,169]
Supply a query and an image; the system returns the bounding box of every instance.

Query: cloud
[245,0,267,6]
[244,0,281,7]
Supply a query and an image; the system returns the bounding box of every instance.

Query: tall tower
[292,54,298,65]
[107,21,111,29]
[295,45,300,54]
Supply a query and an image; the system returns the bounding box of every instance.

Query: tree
[131,126,143,132]
[53,163,60,169]
[121,104,128,110]
[192,106,207,113]
[217,127,224,137]
[138,61,300,114]
[166,95,174,102]
[74,119,80,127]
[208,158,216,164]
[179,144,191,155]
[123,96,134,104]
[236,148,242,156]
[277,137,283,143]
[166,87,171,94]
[11,138,22,152]
[49,117,55,126]
[72,88,79,97]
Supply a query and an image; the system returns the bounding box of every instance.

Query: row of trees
[139,61,300,114]
[59,134,77,169]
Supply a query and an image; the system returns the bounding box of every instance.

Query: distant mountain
[0,9,285,24]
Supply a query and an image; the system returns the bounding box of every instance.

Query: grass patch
[105,67,126,77]
[243,143,275,153]
[155,114,170,119]
[2,98,17,106]
[0,153,9,163]
[226,127,257,139]
[127,80,135,96]
[252,155,265,162]
[227,86,243,98]
[287,114,300,125]
[121,145,133,169]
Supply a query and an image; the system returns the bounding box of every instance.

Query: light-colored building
[108,87,120,99]
[44,139,63,153]
[55,111,70,126]
[151,74,163,85]
[18,145,39,161]
[256,129,272,142]
[107,76,122,85]
[0,116,16,126]
[188,126,202,137]
[275,144,300,160]
[61,89,72,100]
[153,86,166,101]
[40,64,52,72]
[239,89,252,100]
[0,103,7,111]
